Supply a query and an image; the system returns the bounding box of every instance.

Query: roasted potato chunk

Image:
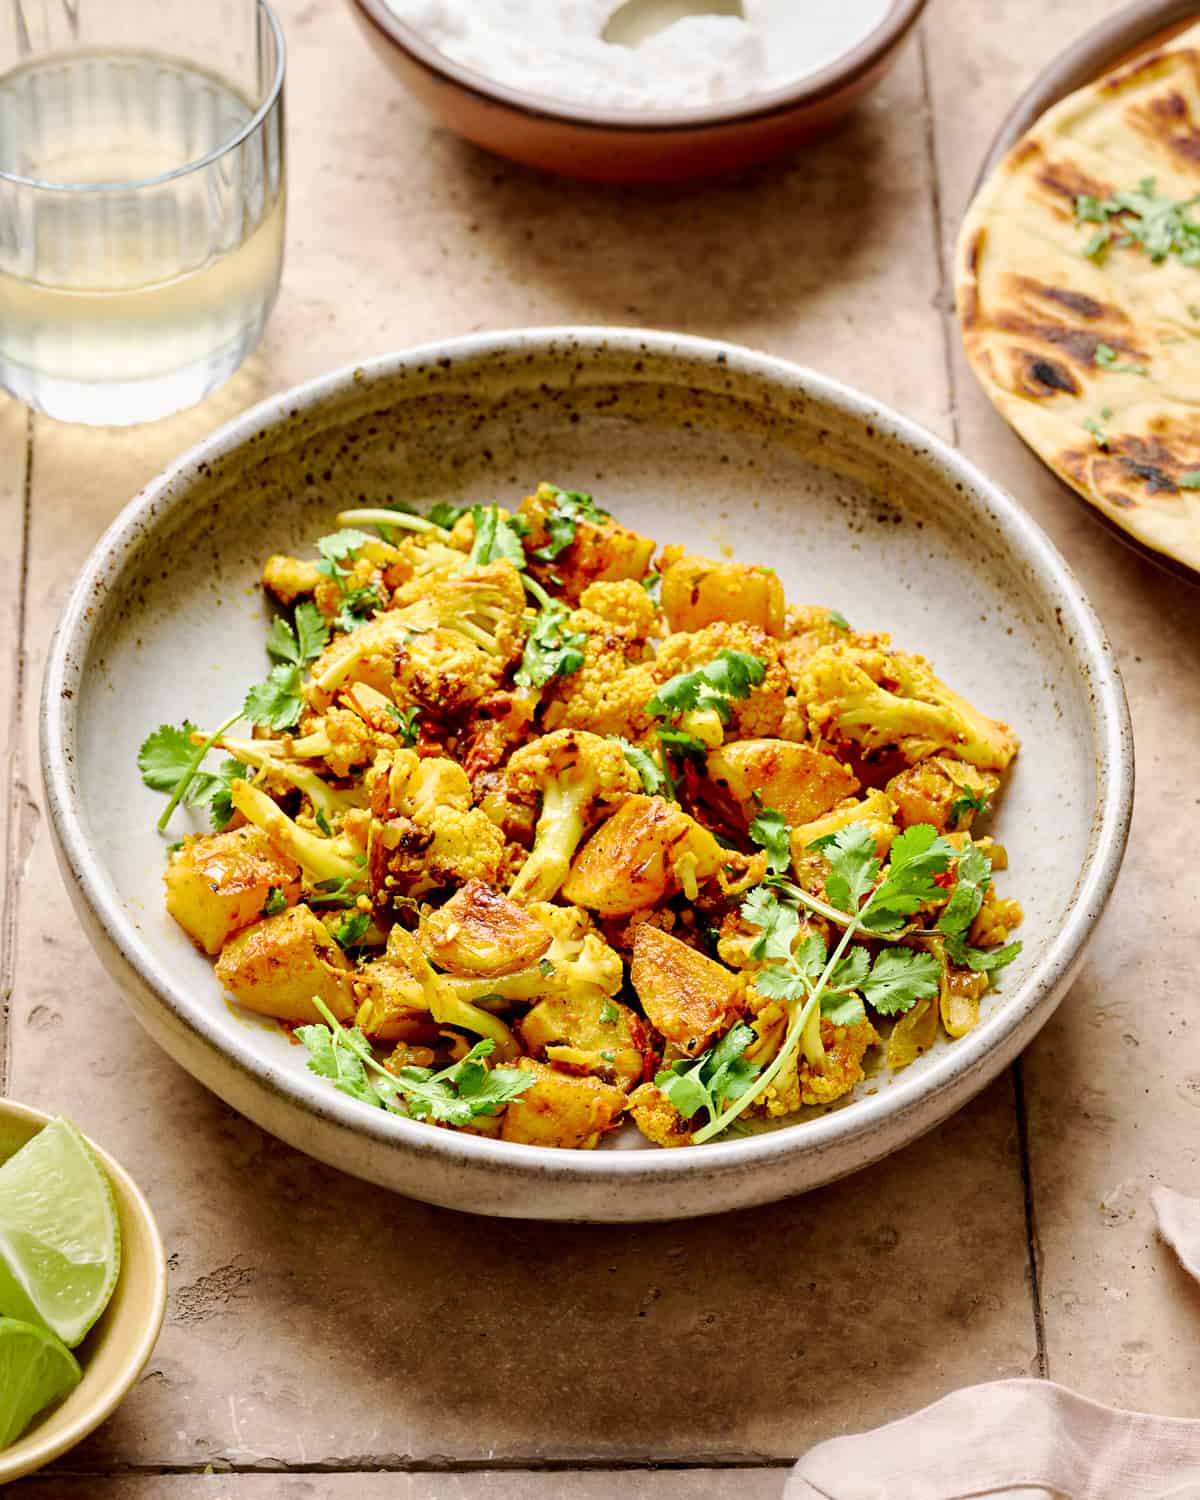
[498,1061,625,1148]
[165,826,301,956]
[519,484,655,603]
[519,988,645,1090]
[417,880,552,977]
[886,756,999,833]
[630,924,741,1056]
[562,795,726,917]
[215,904,355,1023]
[705,739,859,829]
[660,546,785,636]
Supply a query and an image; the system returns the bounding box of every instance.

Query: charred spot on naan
[1128,84,1200,167]
[1060,425,1200,509]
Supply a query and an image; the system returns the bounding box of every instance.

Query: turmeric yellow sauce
[140,483,1023,1149]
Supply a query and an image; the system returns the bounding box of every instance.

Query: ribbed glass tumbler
[0,0,286,425]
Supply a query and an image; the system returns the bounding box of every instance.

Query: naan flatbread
[957,27,1200,573]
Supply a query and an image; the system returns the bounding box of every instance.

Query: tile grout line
[916,24,960,449]
[0,408,34,1095]
[45,1458,798,1479]
[1012,1058,1049,1379]
[917,22,1047,1379]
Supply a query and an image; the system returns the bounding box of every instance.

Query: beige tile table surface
[2,0,1198,1493]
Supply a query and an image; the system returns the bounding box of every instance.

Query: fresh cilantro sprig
[139,713,244,833]
[533,488,609,563]
[655,1022,761,1128]
[262,886,289,918]
[388,704,421,747]
[332,909,371,951]
[297,996,534,1124]
[244,600,330,731]
[936,842,1023,975]
[692,822,950,1145]
[517,574,587,688]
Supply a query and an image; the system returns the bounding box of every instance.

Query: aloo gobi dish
[139,485,1023,1150]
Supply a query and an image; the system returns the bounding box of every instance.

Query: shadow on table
[67,1062,1036,1468]
[396,96,914,340]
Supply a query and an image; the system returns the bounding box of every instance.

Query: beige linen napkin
[787,1190,1200,1500]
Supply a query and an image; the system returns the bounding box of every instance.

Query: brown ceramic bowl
[346,0,928,182]
[0,1101,167,1485]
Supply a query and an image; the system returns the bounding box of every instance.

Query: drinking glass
[0,0,286,425]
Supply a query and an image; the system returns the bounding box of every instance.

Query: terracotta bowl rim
[0,1099,168,1484]
[348,0,928,133]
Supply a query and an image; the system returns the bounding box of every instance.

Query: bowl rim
[40,326,1134,1193]
[0,1099,168,1484]
[349,0,928,132]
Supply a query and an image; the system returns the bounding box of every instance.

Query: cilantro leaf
[532,488,609,563]
[647,650,765,722]
[388,704,421,747]
[295,1021,387,1108]
[243,662,304,731]
[1095,343,1148,376]
[332,910,370,950]
[741,887,802,962]
[641,571,661,601]
[655,1021,760,1125]
[657,726,709,760]
[1179,470,1200,490]
[947,939,1023,974]
[948,784,992,829]
[599,999,619,1025]
[266,615,303,666]
[609,735,666,796]
[812,821,880,915]
[752,964,810,1002]
[937,843,992,940]
[860,825,954,933]
[307,875,360,909]
[827,946,870,993]
[138,723,244,830]
[821,991,867,1027]
[334,584,384,634]
[262,886,289,918]
[828,610,851,631]
[1082,416,1109,451]
[749,809,791,875]
[138,722,202,794]
[317,528,373,566]
[396,1040,534,1126]
[469,505,527,568]
[427,502,466,529]
[516,595,586,688]
[859,949,942,1016]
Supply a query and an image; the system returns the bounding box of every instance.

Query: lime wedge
[0,1317,81,1448]
[0,1117,121,1348]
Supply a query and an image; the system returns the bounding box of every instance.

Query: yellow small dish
[0,1101,167,1485]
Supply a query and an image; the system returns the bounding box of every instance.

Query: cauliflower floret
[436,901,625,1008]
[373,804,509,904]
[263,554,323,606]
[791,643,1019,771]
[654,623,789,739]
[505,730,640,903]
[577,578,659,639]
[308,561,527,715]
[289,706,398,778]
[542,652,661,743]
[748,1009,880,1113]
[627,1081,694,1148]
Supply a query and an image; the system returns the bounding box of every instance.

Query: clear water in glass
[0,2,285,425]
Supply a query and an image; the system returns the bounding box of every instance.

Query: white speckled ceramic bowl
[41,329,1132,1223]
